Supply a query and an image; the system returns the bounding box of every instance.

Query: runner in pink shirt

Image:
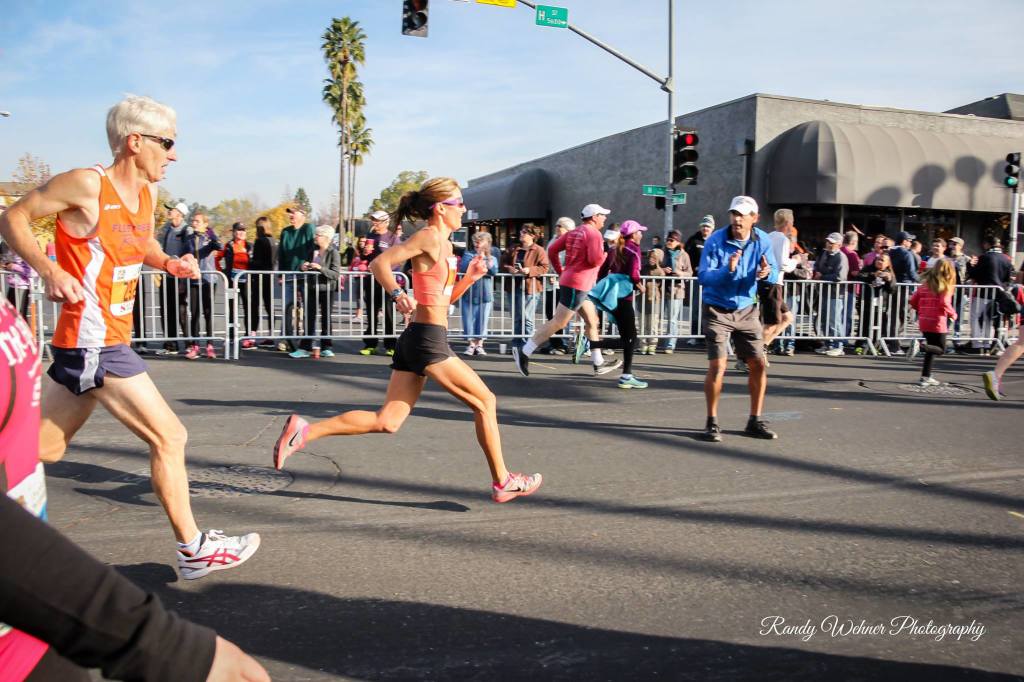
[512,204,622,377]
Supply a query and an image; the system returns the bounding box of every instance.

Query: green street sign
[672,192,687,205]
[536,5,568,28]
[642,185,667,196]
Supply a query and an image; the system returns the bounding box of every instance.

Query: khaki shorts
[703,304,764,361]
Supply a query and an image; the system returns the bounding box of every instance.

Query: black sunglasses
[139,133,175,151]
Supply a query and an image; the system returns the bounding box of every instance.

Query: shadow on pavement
[47,459,469,513]
[113,564,1018,682]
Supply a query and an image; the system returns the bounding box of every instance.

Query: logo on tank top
[443,256,457,296]
[103,203,121,211]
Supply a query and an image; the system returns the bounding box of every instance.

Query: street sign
[672,192,687,205]
[536,5,568,28]
[642,185,667,197]
[476,0,516,7]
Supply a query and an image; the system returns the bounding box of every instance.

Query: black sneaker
[511,341,530,376]
[744,418,777,440]
[701,420,722,442]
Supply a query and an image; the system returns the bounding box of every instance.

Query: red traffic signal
[402,0,429,37]
[673,130,699,185]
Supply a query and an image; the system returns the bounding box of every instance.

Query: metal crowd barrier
[0,270,45,355]
[10,267,1018,360]
[228,270,411,359]
[31,270,233,357]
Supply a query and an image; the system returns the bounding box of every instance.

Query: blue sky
[1,0,1019,219]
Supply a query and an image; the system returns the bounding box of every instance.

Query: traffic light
[1005,152,1021,189]
[402,0,429,37]
[673,130,699,185]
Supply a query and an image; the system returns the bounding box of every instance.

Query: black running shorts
[390,323,456,376]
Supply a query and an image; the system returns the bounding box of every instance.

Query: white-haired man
[0,95,259,579]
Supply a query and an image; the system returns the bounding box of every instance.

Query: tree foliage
[322,17,367,230]
[369,171,429,215]
[293,188,312,217]
[7,153,55,242]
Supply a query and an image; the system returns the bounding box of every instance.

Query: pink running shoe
[274,414,309,470]
[492,472,543,503]
[205,343,216,359]
[185,344,200,360]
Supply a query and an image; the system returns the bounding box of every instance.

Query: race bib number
[7,462,47,521]
[109,263,143,316]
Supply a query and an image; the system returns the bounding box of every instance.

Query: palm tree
[348,121,374,232]
[344,80,366,232]
[321,17,366,228]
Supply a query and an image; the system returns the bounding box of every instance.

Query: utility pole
[664,0,674,239]
[514,0,676,238]
[1010,189,1020,267]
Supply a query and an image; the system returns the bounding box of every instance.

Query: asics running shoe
[178,529,260,580]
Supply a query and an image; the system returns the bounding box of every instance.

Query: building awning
[766,120,1013,213]
[462,168,551,221]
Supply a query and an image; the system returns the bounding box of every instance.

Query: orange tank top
[51,166,153,349]
[412,253,458,307]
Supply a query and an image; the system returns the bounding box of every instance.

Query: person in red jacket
[909,259,957,387]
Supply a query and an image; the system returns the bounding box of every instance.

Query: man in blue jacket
[697,196,778,442]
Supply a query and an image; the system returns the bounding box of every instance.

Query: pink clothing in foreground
[547,224,606,292]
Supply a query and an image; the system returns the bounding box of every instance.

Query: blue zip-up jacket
[458,249,499,304]
[697,226,778,310]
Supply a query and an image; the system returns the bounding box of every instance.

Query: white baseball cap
[164,201,189,216]
[826,232,843,244]
[603,228,619,240]
[728,196,759,216]
[369,210,389,221]
[580,203,611,219]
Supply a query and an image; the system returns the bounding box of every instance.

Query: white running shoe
[178,530,261,580]
[594,358,623,376]
[918,376,940,387]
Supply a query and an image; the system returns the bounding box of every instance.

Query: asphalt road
[46,343,1024,681]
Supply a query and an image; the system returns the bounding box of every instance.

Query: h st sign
[536,5,568,28]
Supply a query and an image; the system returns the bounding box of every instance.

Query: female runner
[273,177,542,502]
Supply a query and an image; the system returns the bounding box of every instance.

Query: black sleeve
[0,495,216,682]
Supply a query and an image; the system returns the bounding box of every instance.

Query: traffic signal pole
[1010,189,1020,267]
[514,0,676,238]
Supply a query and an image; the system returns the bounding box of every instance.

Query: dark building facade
[462,93,1024,258]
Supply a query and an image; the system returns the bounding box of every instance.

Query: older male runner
[0,95,259,579]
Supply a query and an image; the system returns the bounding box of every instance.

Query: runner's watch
[390,287,404,301]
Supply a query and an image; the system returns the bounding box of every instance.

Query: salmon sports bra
[412,250,457,307]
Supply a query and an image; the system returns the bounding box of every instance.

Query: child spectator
[909,259,957,387]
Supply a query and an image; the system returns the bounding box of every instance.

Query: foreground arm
[370,232,427,314]
[0,169,102,303]
[0,494,268,681]
[450,255,487,304]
